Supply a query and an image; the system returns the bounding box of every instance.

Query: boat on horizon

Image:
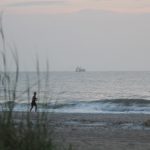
[75,66,86,72]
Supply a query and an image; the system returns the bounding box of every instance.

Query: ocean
[1,71,150,114]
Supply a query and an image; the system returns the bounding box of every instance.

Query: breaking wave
[48,99,150,113]
[1,99,150,114]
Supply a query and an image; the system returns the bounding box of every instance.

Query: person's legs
[35,104,37,112]
[30,104,33,112]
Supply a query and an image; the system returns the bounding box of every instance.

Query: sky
[0,0,150,71]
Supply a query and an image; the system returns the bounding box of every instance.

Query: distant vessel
[75,66,86,72]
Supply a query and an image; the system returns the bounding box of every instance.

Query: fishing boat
[75,66,86,72]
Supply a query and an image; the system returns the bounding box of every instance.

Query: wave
[49,99,150,113]
[50,98,150,107]
[90,99,150,106]
[1,99,150,113]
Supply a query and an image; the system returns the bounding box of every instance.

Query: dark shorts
[31,102,37,107]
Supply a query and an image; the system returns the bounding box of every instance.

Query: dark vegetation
[144,120,150,127]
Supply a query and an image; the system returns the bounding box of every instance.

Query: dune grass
[144,119,150,127]
[0,112,55,150]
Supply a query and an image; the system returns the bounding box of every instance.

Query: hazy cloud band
[1,0,150,14]
[1,1,66,8]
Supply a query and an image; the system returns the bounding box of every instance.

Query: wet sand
[49,113,150,150]
[10,113,150,150]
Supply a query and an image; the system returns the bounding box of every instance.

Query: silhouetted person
[30,92,37,112]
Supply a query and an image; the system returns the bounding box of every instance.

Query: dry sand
[12,113,150,150]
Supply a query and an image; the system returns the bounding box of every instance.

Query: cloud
[1,0,150,14]
[1,0,66,8]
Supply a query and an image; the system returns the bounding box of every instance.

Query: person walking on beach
[30,92,38,112]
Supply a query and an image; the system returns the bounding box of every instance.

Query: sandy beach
[1,112,150,149]
[19,113,150,150]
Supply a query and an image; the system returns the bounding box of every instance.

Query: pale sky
[0,0,150,71]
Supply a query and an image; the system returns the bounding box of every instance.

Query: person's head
[34,92,36,96]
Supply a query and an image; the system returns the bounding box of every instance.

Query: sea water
[1,71,150,113]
